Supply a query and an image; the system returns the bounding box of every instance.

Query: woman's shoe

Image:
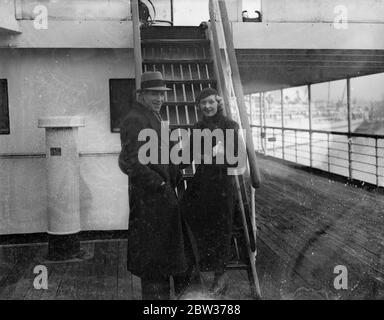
[210,272,228,297]
[211,282,228,297]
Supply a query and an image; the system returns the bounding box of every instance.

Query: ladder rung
[143,59,212,65]
[140,26,207,40]
[165,79,216,85]
[226,262,250,270]
[164,102,196,107]
[181,173,194,179]
[142,39,210,45]
[169,124,194,130]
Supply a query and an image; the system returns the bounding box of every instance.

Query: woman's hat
[196,87,218,103]
[138,71,171,91]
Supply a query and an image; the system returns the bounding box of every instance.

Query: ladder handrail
[208,0,261,189]
[131,0,143,92]
[208,1,232,122]
[209,0,262,299]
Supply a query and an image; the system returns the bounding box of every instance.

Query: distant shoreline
[354,120,384,135]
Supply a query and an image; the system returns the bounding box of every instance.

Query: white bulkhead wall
[15,0,132,20]
[0,49,132,234]
[262,0,384,23]
[173,0,243,25]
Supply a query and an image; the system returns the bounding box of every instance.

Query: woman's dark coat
[118,102,188,279]
[179,112,242,271]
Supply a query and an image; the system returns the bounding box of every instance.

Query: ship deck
[0,156,383,300]
[255,155,384,299]
[0,240,253,300]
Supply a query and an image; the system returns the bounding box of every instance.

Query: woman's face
[199,94,218,117]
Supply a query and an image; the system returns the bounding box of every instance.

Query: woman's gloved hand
[212,141,224,157]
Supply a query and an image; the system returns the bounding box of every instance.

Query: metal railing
[252,124,384,187]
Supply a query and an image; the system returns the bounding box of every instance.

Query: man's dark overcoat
[118,101,188,279]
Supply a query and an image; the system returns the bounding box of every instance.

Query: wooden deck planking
[38,262,69,300]
[257,196,381,280]
[255,156,384,299]
[116,240,142,300]
[0,247,19,290]
[72,242,97,300]
[264,176,382,246]
[257,224,327,298]
[260,217,376,299]
[225,270,253,299]
[258,164,377,241]
[11,244,49,300]
[257,195,381,297]
[259,173,381,240]
[53,262,78,300]
[257,170,383,278]
[67,240,118,300]
[256,238,316,299]
[0,245,46,300]
[94,240,119,300]
[116,240,133,300]
[0,239,252,300]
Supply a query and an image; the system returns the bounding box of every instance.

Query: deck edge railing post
[260,93,264,154]
[249,94,255,150]
[308,84,313,168]
[348,137,352,180]
[295,130,298,163]
[347,78,353,180]
[282,127,285,160]
[376,138,379,186]
[281,89,285,160]
[328,133,330,173]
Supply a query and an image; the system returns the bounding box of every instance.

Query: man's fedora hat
[138,71,171,91]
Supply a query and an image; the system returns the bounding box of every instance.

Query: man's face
[141,90,165,113]
[199,94,218,117]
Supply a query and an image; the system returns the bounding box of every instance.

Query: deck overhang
[232,22,384,93]
[237,48,384,93]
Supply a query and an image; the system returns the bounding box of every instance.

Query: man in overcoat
[118,71,191,299]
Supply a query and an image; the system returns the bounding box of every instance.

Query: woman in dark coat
[180,88,243,295]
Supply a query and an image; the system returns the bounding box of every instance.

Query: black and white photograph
[0,0,383,305]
